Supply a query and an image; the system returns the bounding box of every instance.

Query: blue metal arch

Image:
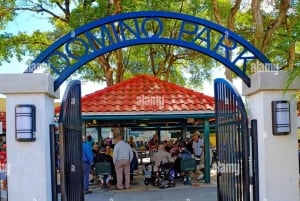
[24,11,271,91]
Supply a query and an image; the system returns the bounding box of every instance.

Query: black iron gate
[58,80,83,201]
[214,78,257,201]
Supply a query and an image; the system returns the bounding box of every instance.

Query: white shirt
[192,139,203,156]
[113,140,133,164]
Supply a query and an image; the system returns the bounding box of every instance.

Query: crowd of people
[149,131,205,181]
[82,131,138,194]
[81,129,204,194]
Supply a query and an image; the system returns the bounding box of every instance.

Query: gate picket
[214,78,250,201]
[58,80,83,201]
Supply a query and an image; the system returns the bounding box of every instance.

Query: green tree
[0,0,17,61]
[210,0,300,82]
[247,0,300,88]
[1,0,299,90]
[0,0,217,89]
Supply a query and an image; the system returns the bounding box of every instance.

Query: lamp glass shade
[15,105,36,141]
[272,101,290,135]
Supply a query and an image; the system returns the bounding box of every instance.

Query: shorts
[0,172,7,180]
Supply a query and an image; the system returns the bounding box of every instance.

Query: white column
[0,74,59,201]
[242,72,299,201]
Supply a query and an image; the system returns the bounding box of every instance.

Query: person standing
[192,131,204,161]
[82,136,93,194]
[113,134,133,190]
[86,135,94,147]
[192,131,204,180]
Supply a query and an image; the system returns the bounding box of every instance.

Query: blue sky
[0,9,106,98]
[0,7,51,73]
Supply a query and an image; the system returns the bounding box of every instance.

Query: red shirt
[0,151,6,164]
[0,151,7,171]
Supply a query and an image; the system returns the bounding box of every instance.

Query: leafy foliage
[0,0,299,90]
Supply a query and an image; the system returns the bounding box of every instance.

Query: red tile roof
[81,74,214,113]
[0,112,6,132]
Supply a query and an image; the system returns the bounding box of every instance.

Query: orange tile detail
[81,74,214,113]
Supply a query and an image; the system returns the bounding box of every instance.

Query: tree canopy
[0,0,299,89]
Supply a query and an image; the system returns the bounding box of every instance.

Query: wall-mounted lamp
[15,104,36,142]
[272,100,290,135]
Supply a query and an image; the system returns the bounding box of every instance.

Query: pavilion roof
[81,74,214,114]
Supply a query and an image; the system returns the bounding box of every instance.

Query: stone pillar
[0,74,59,201]
[242,72,299,201]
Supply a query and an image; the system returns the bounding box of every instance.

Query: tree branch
[212,0,222,24]
[149,45,157,75]
[64,0,70,22]
[251,0,264,50]
[228,0,241,30]
[261,0,289,52]
[14,6,67,23]
[52,1,70,22]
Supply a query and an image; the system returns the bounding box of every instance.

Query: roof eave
[81,110,215,120]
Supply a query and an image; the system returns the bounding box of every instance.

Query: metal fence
[214,78,253,201]
[58,80,83,201]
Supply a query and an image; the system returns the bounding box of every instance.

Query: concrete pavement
[1,167,219,201]
[85,184,217,201]
[82,170,218,201]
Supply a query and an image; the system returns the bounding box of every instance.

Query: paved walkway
[1,167,218,201]
[84,185,217,201]
[0,183,219,201]
[82,169,218,201]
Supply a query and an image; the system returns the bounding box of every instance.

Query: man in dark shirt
[94,147,116,186]
[173,143,193,177]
